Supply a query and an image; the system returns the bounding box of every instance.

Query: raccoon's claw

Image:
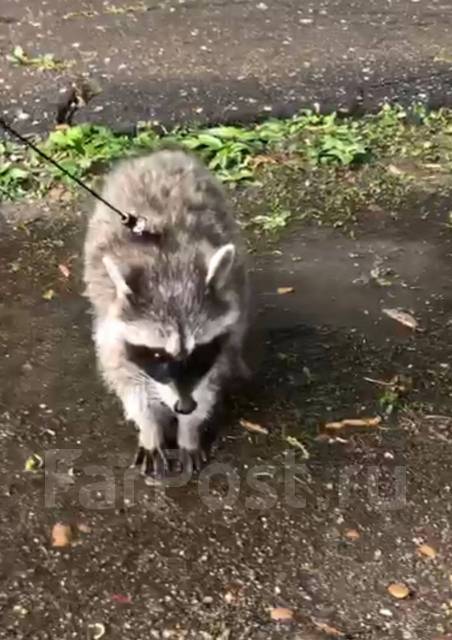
[133,446,146,468]
[133,446,169,478]
[177,447,207,474]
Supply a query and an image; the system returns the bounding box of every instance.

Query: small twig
[363,376,394,387]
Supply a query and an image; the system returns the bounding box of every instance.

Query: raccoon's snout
[174,397,198,415]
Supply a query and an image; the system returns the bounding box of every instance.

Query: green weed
[3,104,452,204]
[7,46,73,71]
[250,207,292,233]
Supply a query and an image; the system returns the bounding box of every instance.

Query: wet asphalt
[1,0,452,132]
[0,186,452,638]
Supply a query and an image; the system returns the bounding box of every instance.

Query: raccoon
[83,149,250,475]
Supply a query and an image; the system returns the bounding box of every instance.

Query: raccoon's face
[101,244,240,414]
[123,331,228,414]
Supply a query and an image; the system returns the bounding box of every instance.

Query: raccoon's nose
[174,397,198,415]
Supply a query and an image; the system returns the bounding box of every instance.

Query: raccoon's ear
[102,255,132,299]
[205,244,235,290]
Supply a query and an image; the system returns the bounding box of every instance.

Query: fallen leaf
[47,185,65,202]
[387,164,404,176]
[239,418,269,435]
[325,416,381,431]
[24,453,43,472]
[382,308,418,330]
[313,620,345,637]
[58,264,70,278]
[285,435,310,459]
[42,288,56,301]
[111,593,132,604]
[51,523,73,548]
[249,154,278,168]
[387,582,410,599]
[417,543,437,559]
[60,190,73,204]
[277,287,295,295]
[344,528,360,541]
[269,606,294,622]
[88,623,106,640]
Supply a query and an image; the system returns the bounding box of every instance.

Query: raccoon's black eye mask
[125,333,228,385]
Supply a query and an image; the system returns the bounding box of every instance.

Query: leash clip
[122,212,147,235]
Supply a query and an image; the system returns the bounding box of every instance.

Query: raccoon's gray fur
[83,149,250,472]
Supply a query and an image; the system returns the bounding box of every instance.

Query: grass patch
[2,104,452,228]
[238,161,412,238]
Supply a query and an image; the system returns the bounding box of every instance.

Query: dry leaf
[344,528,360,541]
[387,582,410,599]
[51,523,73,548]
[58,264,70,278]
[285,435,310,459]
[88,623,106,640]
[47,185,72,204]
[47,185,65,202]
[239,418,269,435]
[277,287,295,295]
[269,607,294,622]
[417,543,437,559]
[42,288,56,301]
[313,620,345,637]
[111,593,132,604]
[24,453,43,472]
[60,190,73,204]
[382,308,418,329]
[249,154,278,168]
[325,416,381,431]
[387,164,404,176]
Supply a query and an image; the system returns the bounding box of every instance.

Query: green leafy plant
[7,46,73,71]
[250,207,292,233]
[42,125,139,178]
[2,103,451,203]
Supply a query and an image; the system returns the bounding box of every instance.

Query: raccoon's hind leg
[123,388,169,476]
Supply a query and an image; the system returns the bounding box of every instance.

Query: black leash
[0,116,146,233]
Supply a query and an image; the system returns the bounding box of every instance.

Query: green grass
[2,103,452,208]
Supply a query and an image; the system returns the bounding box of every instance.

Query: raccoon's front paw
[176,447,208,475]
[133,446,169,478]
